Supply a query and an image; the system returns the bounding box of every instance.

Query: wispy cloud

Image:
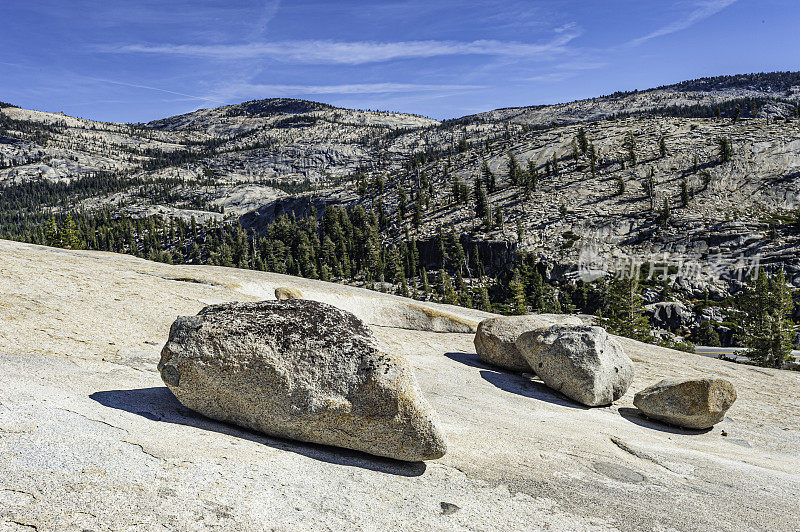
[88,77,226,103]
[102,32,581,65]
[629,0,738,46]
[523,72,576,83]
[209,82,485,101]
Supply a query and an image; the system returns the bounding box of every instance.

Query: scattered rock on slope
[158,299,448,461]
[516,325,633,406]
[274,286,303,300]
[633,378,737,429]
[474,314,584,372]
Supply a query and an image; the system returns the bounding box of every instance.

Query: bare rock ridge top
[1,240,799,530]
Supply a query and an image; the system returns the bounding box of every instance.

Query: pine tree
[474,178,488,218]
[364,237,381,281]
[477,285,492,312]
[623,131,637,166]
[450,177,461,204]
[440,270,459,305]
[717,137,732,163]
[483,204,493,230]
[446,229,466,277]
[399,275,410,298]
[615,176,625,196]
[387,245,404,284]
[736,269,795,368]
[421,268,431,299]
[527,268,545,310]
[45,216,59,247]
[694,320,721,347]
[506,152,521,186]
[507,271,527,315]
[412,197,422,229]
[604,277,652,342]
[577,127,589,155]
[481,160,496,193]
[376,175,386,195]
[527,159,539,191]
[658,197,671,226]
[398,187,408,218]
[588,143,597,178]
[218,244,234,267]
[62,214,82,249]
[659,136,668,158]
[644,167,656,211]
[551,153,559,176]
[681,180,690,207]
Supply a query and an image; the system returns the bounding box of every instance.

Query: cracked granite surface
[1,240,798,531]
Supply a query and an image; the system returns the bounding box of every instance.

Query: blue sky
[1,1,797,122]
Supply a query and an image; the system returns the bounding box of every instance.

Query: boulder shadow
[444,352,588,410]
[90,387,426,477]
[479,370,589,410]
[617,407,713,435]
[443,352,494,370]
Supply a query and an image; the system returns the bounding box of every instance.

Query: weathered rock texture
[474,314,584,372]
[633,378,738,430]
[158,299,447,461]
[516,326,633,406]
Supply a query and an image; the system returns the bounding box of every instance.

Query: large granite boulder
[158,299,447,461]
[474,314,584,372]
[633,378,737,429]
[515,325,633,406]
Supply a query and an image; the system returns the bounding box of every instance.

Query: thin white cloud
[88,77,226,103]
[523,72,576,83]
[209,82,485,101]
[554,61,609,71]
[103,32,581,65]
[629,0,738,46]
[251,0,281,39]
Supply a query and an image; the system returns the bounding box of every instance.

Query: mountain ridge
[5,70,800,127]
[2,70,799,349]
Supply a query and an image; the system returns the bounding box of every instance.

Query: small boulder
[274,286,303,300]
[633,378,737,429]
[516,325,633,406]
[474,314,584,372]
[158,300,447,461]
